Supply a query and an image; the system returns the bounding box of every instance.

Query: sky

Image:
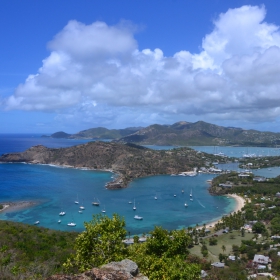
[1,0,280,134]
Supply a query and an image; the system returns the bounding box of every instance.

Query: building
[211,262,225,268]
[253,254,271,265]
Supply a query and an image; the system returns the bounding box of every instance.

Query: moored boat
[134,215,143,220]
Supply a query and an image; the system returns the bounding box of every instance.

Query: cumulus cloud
[5,5,280,128]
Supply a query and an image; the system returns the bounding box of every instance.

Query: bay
[0,134,279,235]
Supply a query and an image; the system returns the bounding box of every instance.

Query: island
[0,141,228,189]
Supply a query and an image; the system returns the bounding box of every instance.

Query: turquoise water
[0,162,232,234]
[0,135,279,234]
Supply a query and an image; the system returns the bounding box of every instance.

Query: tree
[221,245,226,253]
[128,226,200,280]
[252,222,266,234]
[64,213,128,272]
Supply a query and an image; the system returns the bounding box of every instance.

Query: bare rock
[46,259,148,280]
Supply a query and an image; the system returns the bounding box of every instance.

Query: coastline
[0,201,38,213]
[197,193,246,230]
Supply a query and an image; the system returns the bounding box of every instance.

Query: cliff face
[0,142,206,189]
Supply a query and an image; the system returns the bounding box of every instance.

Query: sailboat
[74,194,79,204]
[184,202,188,207]
[133,199,136,211]
[92,198,100,206]
[67,215,76,227]
[102,205,106,213]
[79,200,85,210]
[190,189,193,201]
[59,211,66,216]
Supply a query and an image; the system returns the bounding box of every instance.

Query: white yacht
[92,198,100,206]
[134,215,143,220]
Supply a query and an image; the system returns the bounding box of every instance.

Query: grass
[189,231,256,262]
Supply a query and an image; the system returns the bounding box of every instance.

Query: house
[241,224,252,232]
[238,173,251,177]
[271,236,280,239]
[268,205,276,209]
[211,262,224,268]
[219,183,233,188]
[253,176,267,182]
[253,254,271,265]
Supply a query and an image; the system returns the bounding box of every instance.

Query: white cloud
[5,5,280,128]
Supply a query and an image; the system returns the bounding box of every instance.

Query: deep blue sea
[0,134,280,235]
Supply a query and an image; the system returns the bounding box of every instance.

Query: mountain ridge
[43,121,280,147]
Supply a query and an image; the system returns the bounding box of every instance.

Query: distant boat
[79,200,85,210]
[134,215,143,220]
[133,199,136,211]
[74,194,79,204]
[182,189,184,193]
[190,189,193,198]
[102,205,106,213]
[59,211,66,216]
[128,201,132,204]
[78,210,83,213]
[154,196,157,200]
[67,222,76,227]
[58,220,61,223]
[190,198,193,201]
[184,202,188,207]
[92,198,100,206]
[174,194,176,197]
[34,221,40,225]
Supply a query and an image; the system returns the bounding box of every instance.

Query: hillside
[44,121,280,146]
[44,127,142,140]
[0,142,221,189]
[116,121,280,146]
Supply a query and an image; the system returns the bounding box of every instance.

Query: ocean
[0,134,279,235]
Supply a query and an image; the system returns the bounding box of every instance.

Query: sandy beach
[0,201,38,213]
[197,193,246,230]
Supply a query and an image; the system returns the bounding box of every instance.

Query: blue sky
[1,0,280,133]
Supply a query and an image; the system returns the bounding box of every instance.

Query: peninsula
[0,141,225,189]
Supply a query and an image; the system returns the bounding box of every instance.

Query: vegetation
[63,214,127,272]
[0,220,77,279]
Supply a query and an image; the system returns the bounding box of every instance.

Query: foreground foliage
[63,214,127,272]
[128,226,201,280]
[0,220,77,279]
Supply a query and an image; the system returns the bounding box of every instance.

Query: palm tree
[221,245,226,253]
